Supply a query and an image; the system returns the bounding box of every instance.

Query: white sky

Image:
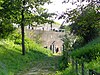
[44,0,76,13]
[44,0,89,24]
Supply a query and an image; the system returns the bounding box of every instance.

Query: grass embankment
[56,37,100,75]
[0,31,53,75]
[71,37,100,72]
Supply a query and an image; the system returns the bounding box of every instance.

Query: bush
[71,37,100,62]
[56,63,77,75]
[69,5,100,43]
[87,57,100,73]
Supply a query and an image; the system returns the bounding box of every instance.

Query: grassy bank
[56,37,100,75]
[0,31,52,75]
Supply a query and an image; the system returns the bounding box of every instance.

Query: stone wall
[25,29,65,53]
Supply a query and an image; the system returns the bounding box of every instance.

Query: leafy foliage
[87,57,100,72]
[0,0,21,38]
[60,4,100,75]
[69,5,100,43]
[0,22,15,38]
[57,40,100,75]
[59,28,76,70]
[56,63,77,75]
[71,37,100,62]
[0,0,53,55]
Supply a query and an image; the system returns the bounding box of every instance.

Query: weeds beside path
[17,54,61,75]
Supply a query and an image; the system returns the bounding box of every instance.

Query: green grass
[71,36,100,72]
[56,37,100,75]
[55,63,77,75]
[0,32,53,75]
[71,36,100,62]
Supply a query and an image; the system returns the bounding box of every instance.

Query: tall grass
[0,31,52,75]
[56,36,100,75]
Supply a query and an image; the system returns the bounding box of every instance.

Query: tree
[58,2,100,71]
[0,0,3,9]
[59,2,100,43]
[0,0,17,38]
[69,5,100,43]
[62,0,100,4]
[0,0,52,55]
[20,0,53,55]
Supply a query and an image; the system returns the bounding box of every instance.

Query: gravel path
[19,55,61,75]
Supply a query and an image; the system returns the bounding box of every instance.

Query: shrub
[71,37,100,62]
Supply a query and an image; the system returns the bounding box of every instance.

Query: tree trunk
[21,0,25,55]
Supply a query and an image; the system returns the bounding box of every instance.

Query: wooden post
[89,69,93,75]
[72,58,75,71]
[89,69,100,75]
[62,44,65,55]
[75,60,78,75]
[82,61,84,75]
[51,23,52,30]
[53,44,54,53]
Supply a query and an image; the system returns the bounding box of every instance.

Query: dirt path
[20,55,61,75]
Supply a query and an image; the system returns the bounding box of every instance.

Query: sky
[44,0,89,24]
[44,0,76,13]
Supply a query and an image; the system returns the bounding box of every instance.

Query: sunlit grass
[0,34,53,75]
